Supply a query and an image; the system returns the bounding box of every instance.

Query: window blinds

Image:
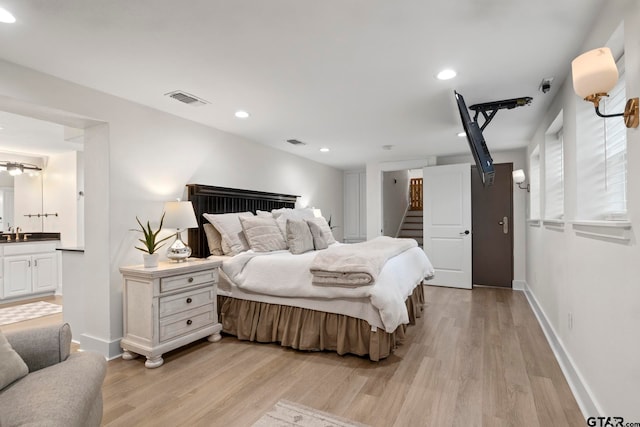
[545,129,564,220]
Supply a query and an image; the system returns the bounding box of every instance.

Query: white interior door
[423,164,472,289]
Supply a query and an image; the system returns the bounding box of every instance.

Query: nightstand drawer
[160,269,218,293]
[159,287,215,318]
[159,304,215,342]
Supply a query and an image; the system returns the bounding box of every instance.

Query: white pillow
[240,216,287,252]
[271,207,316,220]
[203,212,254,256]
[273,208,317,237]
[286,219,314,254]
[306,220,328,250]
[202,222,224,256]
[305,217,336,245]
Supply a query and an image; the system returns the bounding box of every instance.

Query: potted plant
[134,213,173,268]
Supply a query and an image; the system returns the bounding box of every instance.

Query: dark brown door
[471,163,514,288]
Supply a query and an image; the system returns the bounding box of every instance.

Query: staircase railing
[410,178,423,210]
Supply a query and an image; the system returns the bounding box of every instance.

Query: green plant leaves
[134,212,172,254]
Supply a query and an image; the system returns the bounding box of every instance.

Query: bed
[187,184,434,361]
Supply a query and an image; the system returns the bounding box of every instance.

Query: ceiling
[0,0,605,169]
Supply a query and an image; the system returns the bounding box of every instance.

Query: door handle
[499,216,509,234]
[459,230,470,236]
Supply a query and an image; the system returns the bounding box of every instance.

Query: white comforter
[221,243,435,333]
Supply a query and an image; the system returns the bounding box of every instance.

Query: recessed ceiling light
[457,132,466,137]
[0,8,16,24]
[235,110,249,119]
[436,69,457,80]
[319,147,330,153]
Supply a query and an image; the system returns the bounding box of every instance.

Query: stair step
[406,211,423,217]
[404,218,423,224]
[401,223,423,230]
[399,229,423,237]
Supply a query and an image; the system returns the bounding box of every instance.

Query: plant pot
[143,252,160,268]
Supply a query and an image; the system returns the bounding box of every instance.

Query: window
[529,146,540,220]
[545,112,564,220]
[576,55,627,220]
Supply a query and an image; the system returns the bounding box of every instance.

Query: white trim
[543,220,565,231]
[571,221,632,242]
[512,279,526,291]
[80,333,122,359]
[570,220,631,228]
[522,282,600,420]
[527,219,541,227]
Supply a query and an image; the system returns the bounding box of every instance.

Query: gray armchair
[0,323,107,427]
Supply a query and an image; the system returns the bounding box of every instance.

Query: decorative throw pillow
[305,217,336,245]
[306,220,329,250]
[272,207,316,220]
[202,223,224,256]
[240,216,288,252]
[286,219,314,254]
[203,212,254,256]
[255,210,273,218]
[0,330,29,390]
[273,208,317,237]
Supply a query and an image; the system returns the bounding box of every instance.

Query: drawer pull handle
[186,319,193,326]
[186,298,192,304]
[188,277,194,283]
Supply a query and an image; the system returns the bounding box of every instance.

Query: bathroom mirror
[0,172,44,232]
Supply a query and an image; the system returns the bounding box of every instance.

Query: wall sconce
[0,161,42,176]
[512,169,529,192]
[572,47,639,128]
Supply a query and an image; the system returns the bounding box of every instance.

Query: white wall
[436,148,527,287]
[14,173,42,232]
[42,151,79,246]
[0,58,344,357]
[382,170,409,237]
[76,151,85,246]
[525,0,640,419]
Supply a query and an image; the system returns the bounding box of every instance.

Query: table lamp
[163,200,198,262]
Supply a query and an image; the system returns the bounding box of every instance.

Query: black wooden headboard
[186,184,299,258]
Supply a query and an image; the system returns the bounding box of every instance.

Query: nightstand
[119,259,222,368]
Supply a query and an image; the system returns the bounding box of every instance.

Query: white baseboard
[522,282,600,419]
[80,333,122,360]
[512,279,526,291]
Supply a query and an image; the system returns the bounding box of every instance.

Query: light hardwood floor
[101,286,584,426]
[2,287,585,426]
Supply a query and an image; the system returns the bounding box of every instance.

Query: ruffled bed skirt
[217,284,424,361]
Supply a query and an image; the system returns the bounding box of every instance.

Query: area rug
[252,400,369,427]
[0,301,62,326]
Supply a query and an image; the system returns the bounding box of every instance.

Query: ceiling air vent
[286,139,306,146]
[165,90,210,106]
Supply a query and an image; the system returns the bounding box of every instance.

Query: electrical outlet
[568,312,573,330]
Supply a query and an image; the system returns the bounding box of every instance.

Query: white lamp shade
[572,47,618,98]
[512,169,526,184]
[163,201,198,230]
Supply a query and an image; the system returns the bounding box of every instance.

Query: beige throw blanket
[310,236,418,287]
